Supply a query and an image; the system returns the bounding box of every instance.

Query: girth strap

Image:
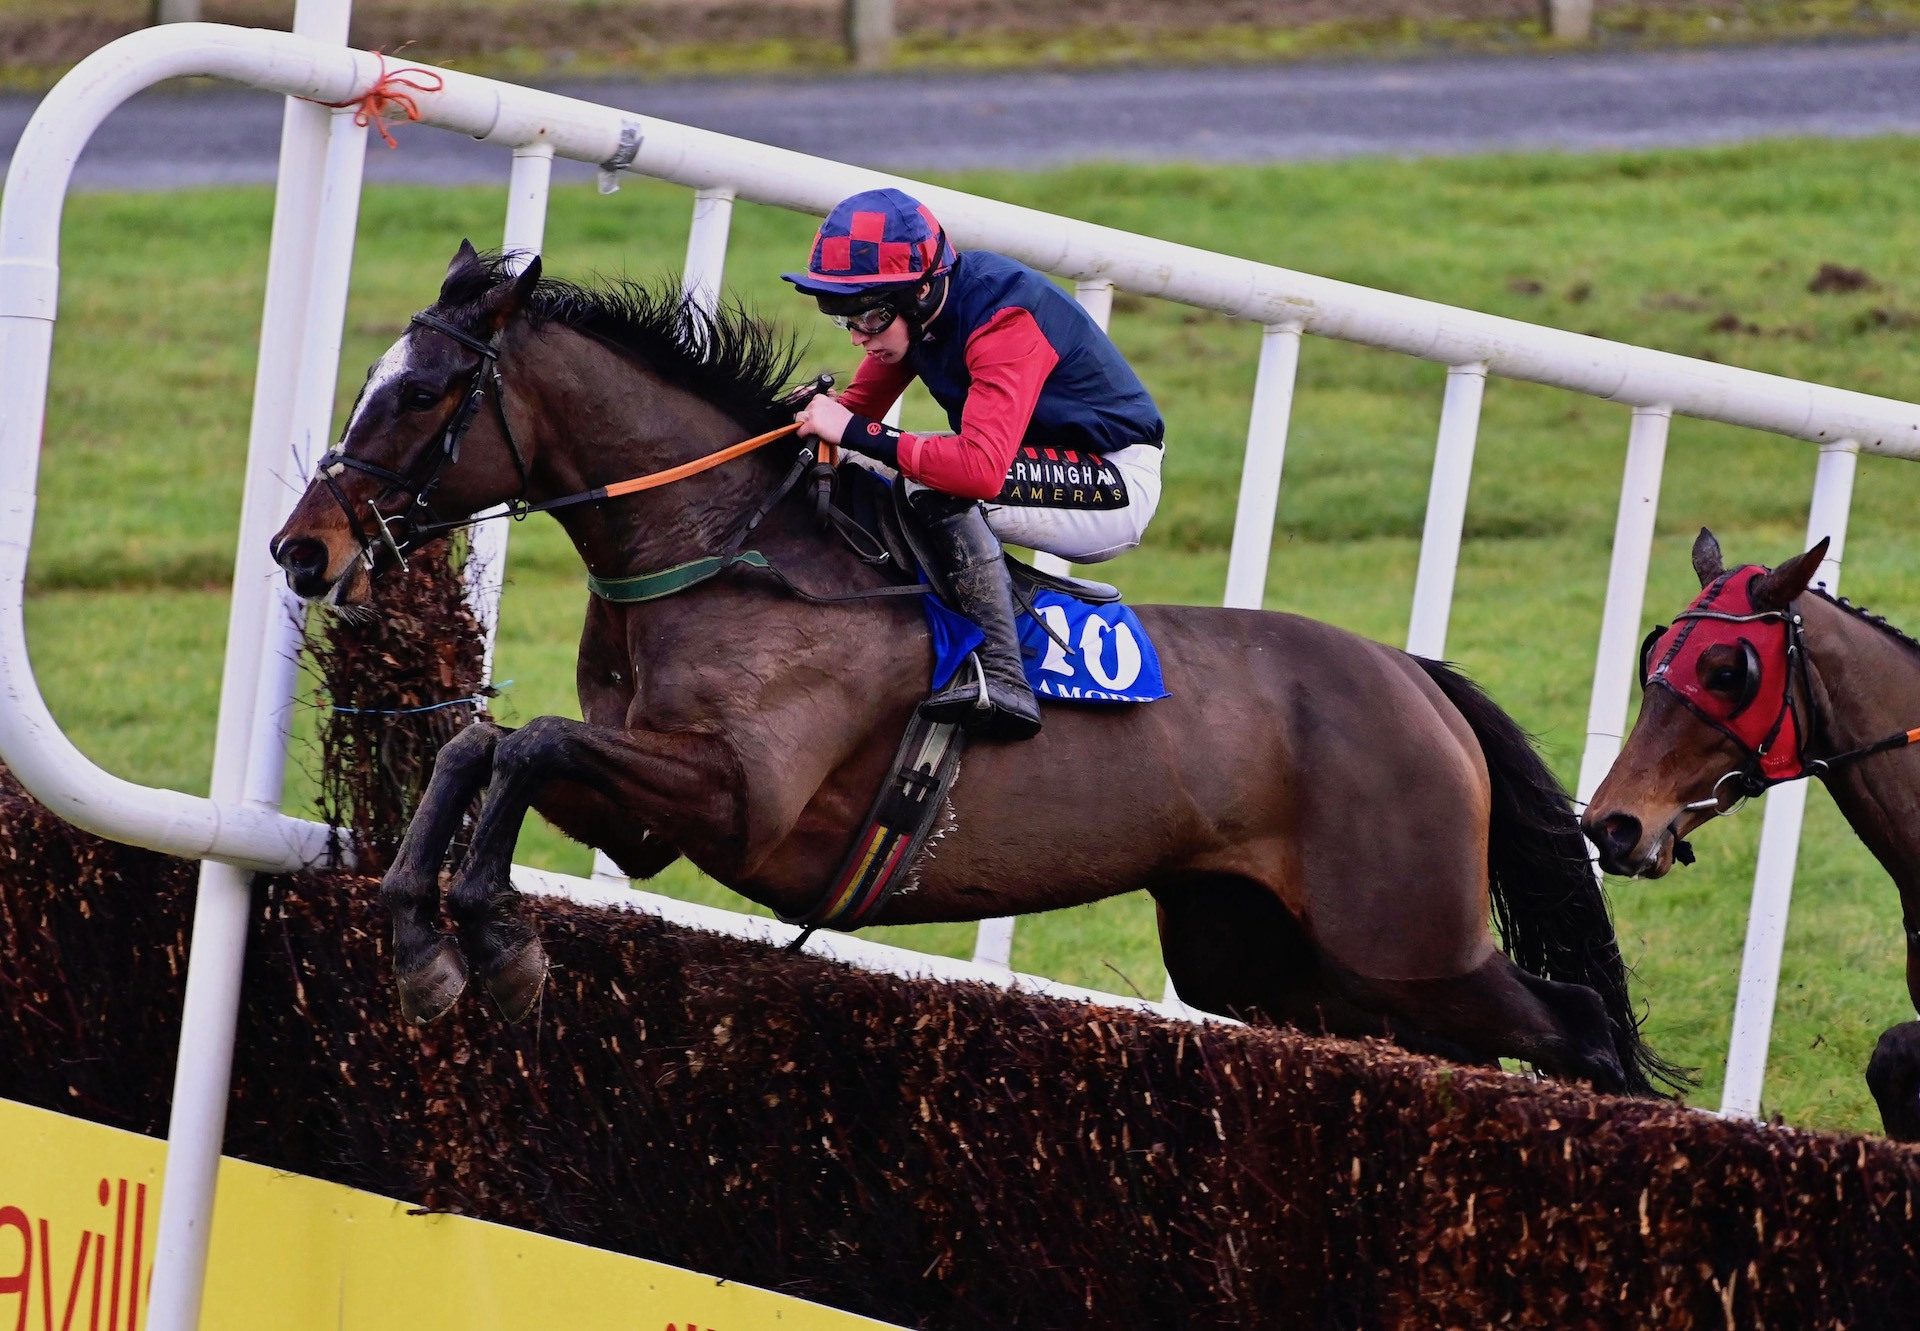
[784,712,967,935]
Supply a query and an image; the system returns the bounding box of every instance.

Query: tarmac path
[2,37,1918,190]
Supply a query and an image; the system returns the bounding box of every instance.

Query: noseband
[315,311,531,570]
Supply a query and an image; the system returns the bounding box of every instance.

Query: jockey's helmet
[783,188,955,328]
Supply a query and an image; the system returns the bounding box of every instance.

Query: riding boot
[910,491,1043,741]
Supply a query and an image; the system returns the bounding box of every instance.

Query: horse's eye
[400,385,440,412]
[1707,665,1745,692]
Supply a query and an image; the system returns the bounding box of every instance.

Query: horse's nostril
[277,537,329,579]
[1592,813,1643,862]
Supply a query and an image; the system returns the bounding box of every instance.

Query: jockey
[785,187,1166,741]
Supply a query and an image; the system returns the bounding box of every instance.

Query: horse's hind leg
[1346,953,1626,1093]
[381,720,505,1024]
[1152,873,1318,1023]
[1152,873,1491,1065]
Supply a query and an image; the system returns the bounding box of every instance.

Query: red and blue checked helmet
[782,188,955,298]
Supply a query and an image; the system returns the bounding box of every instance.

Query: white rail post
[148,5,361,1329]
[1221,323,1304,611]
[969,278,1121,971]
[1163,319,1304,1005]
[1575,404,1672,811]
[1072,276,1114,329]
[243,109,371,808]
[1720,439,1860,1119]
[681,185,734,317]
[1027,275,1114,583]
[845,0,894,68]
[970,917,1015,971]
[466,142,555,683]
[966,280,1118,970]
[592,184,738,888]
[1406,362,1488,658]
[1542,0,1595,41]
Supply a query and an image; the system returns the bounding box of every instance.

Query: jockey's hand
[793,393,852,446]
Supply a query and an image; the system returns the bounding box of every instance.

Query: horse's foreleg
[446,714,747,1021]
[380,720,506,1024]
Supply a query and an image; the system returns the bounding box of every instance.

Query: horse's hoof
[1586,1052,1628,1097]
[483,936,549,1023]
[396,938,468,1025]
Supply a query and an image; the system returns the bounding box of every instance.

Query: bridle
[315,311,531,572]
[314,311,817,572]
[307,318,928,608]
[1639,595,1807,817]
[1639,574,1920,818]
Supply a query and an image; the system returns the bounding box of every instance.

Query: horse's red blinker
[1639,567,1804,783]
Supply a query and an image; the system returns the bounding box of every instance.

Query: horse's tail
[1414,657,1693,1098]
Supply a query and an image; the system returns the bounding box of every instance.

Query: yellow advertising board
[0,1097,898,1331]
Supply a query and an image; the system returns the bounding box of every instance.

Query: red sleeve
[836,353,915,420]
[898,307,1059,501]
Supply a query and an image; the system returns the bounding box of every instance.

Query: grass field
[23,137,1920,1133]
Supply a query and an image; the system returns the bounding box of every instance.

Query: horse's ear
[439,239,483,302]
[1692,527,1725,587]
[1750,537,1831,611]
[479,254,541,332]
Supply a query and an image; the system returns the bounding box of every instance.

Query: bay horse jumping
[1583,527,1920,1132]
[271,242,1680,1096]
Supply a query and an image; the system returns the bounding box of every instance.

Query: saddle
[784,461,1157,944]
[831,460,1122,606]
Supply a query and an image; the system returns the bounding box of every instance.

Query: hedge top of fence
[4,767,1918,1328]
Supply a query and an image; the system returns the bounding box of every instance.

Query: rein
[319,315,928,607]
[411,419,806,545]
[585,450,933,609]
[319,309,812,570]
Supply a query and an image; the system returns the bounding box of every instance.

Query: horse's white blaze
[346,335,414,436]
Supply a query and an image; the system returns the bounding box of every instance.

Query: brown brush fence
[3,766,1920,1329]
[5,541,1919,1326]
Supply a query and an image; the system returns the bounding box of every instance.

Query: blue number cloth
[923,586,1169,706]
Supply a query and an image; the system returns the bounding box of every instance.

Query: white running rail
[4,17,1919,1327]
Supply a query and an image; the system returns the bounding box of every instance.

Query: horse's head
[271,240,543,605]
[1582,527,1829,877]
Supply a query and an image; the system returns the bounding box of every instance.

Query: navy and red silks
[782,188,954,295]
[837,251,1165,499]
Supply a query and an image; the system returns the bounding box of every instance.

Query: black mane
[438,252,804,434]
[1810,585,1920,657]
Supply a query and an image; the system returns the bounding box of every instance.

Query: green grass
[24,138,1920,1132]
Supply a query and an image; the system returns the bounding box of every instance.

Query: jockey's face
[848,309,912,363]
[842,280,934,364]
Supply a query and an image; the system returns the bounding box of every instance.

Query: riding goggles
[826,304,900,337]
